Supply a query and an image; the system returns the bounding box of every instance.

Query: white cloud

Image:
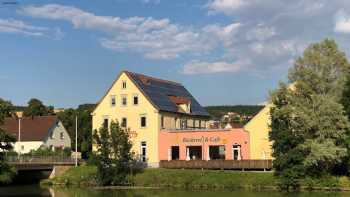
[334,10,350,33]
[21,4,241,60]
[246,25,276,41]
[142,0,160,4]
[0,18,47,36]
[207,0,250,15]
[183,60,248,75]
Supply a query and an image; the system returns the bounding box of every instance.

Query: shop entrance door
[232,145,242,160]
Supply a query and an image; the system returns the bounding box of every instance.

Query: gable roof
[124,71,210,117]
[1,116,59,141]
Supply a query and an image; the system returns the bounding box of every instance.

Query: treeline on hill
[205,105,264,120]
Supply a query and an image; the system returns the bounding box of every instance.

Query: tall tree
[57,104,94,159]
[0,99,16,184]
[23,98,53,117]
[93,120,134,186]
[270,39,350,189]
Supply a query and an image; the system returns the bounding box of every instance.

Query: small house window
[60,132,64,140]
[122,81,127,89]
[122,118,127,128]
[121,95,127,106]
[141,116,147,128]
[111,96,116,107]
[133,95,139,105]
[21,145,24,151]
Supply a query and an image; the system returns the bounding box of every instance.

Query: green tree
[93,120,134,186]
[23,98,53,117]
[0,98,16,184]
[270,39,350,190]
[57,104,94,159]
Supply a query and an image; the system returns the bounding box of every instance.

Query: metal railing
[5,155,76,164]
[159,160,273,170]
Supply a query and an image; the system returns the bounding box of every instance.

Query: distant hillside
[205,105,264,120]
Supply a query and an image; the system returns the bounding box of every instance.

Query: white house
[1,116,71,154]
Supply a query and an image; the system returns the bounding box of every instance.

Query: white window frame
[121,117,127,128]
[140,115,147,128]
[111,95,116,107]
[122,81,127,89]
[121,95,127,107]
[133,94,139,105]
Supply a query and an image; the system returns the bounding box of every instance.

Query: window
[122,81,127,89]
[141,141,147,162]
[121,117,127,128]
[161,115,164,129]
[103,118,109,129]
[111,95,116,107]
[133,95,139,105]
[141,116,147,128]
[199,120,202,129]
[21,145,24,151]
[60,132,64,140]
[121,95,127,106]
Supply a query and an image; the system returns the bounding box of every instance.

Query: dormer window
[168,95,191,114]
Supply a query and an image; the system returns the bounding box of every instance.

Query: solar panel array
[128,72,210,117]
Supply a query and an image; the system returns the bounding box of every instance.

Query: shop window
[186,146,202,160]
[209,146,226,160]
[171,146,179,160]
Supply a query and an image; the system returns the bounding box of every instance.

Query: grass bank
[42,166,350,191]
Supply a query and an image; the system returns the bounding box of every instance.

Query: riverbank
[41,166,350,191]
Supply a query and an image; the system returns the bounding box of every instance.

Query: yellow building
[92,71,210,167]
[244,104,273,160]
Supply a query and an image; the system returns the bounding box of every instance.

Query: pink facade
[158,128,250,161]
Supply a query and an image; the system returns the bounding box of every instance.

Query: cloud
[21,4,241,60]
[142,0,160,4]
[0,18,47,36]
[207,0,249,15]
[335,10,350,33]
[183,60,248,75]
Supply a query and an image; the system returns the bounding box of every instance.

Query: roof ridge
[124,70,183,86]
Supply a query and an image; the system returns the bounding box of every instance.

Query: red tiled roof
[0,116,58,141]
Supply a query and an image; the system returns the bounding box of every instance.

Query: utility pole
[18,117,21,160]
[75,115,78,167]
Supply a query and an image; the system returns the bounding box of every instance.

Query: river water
[1,185,350,197]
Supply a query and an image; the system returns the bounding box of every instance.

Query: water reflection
[1,186,350,197]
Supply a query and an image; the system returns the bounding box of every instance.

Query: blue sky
[1,0,350,108]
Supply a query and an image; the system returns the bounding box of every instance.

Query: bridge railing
[5,155,76,164]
